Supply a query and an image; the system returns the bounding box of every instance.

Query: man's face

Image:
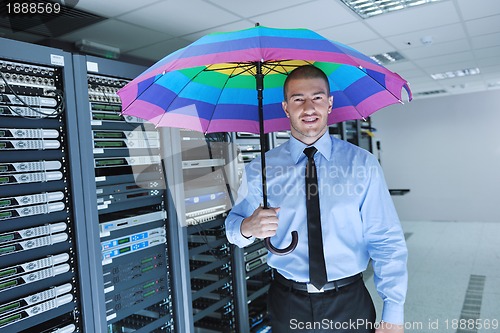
[282,77,333,145]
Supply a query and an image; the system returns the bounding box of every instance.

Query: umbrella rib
[336,65,404,122]
[356,65,404,103]
[203,63,242,134]
[121,71,167,114]
[326,40,405,103]
[152,67,208,128]
[205,63,255,78]
[121,44,199,114]
[262,62,287,75]
[230,63,256,78]
[262,60,315,75]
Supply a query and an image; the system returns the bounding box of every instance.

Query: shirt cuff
[381,301,404,325]
[228,217,255,248]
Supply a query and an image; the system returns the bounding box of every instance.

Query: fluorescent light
[430,68,480,80]
[75,39,120,59]
[340,0,446,18]
[370,51,405,65]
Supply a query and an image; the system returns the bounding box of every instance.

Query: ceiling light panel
[370,51,406,65]
[340,0,446,18]
[430,67,481,80]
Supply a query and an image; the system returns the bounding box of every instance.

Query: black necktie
[304,147,328,290]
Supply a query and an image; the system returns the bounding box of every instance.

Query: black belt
[274,272,362,293]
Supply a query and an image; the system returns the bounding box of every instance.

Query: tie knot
[303,146,317,159]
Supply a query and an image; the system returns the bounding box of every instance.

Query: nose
[303,98,315,112]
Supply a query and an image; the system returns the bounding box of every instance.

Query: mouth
[301,116,319,125]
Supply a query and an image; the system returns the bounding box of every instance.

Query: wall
[371,90,500,222]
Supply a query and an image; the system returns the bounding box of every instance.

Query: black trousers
[268,277,376,333]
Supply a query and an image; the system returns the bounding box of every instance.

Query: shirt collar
[289,130,332,164]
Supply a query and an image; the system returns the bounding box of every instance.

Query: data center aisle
[364,221,500,333]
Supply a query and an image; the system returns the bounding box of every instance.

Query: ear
[328,95,333,114]
[282,101,290,118]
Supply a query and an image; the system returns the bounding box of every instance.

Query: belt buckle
[306,284,324,293]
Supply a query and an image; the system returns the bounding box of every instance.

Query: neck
[291,127,327,146]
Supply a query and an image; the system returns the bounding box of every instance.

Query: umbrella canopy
[118,25,411,134]
[117,25,412,255]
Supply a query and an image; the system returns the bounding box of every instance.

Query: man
[225,65,407,333]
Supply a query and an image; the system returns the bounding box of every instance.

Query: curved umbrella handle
[264,231,298,255]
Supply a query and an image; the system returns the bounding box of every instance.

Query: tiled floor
[364,221,500,333]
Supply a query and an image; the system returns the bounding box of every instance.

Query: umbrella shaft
[256,62,268,209]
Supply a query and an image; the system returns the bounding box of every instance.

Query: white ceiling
[4,0,500,99]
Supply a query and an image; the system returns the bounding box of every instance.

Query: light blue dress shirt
[225,131,408,324]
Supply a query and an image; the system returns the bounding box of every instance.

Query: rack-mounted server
[0,44,83,333]
[71,54,175,333]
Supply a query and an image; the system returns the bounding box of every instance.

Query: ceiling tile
[75,0,161,18]
[474,46,500,59]
[385,23,467,50]
[117,0,241,36]
[414,51,475,68]
[250,0,357,31]
[423,61,481,75]
[465,15,500,37]
[203,0,312,18]
[349,38,395,56]
[397,68,428,78]
[447,83,487,95]
[439,76,484,88]
[408,80,444,90]
[183,20,254,42]
[126,38,192,62]
[457,0,500,20]
[317,22,379,44]
[471,32,500,49]
[365,1,460,36]
[479,63,500,73]
[385,61,421,71]
[476,57,500,68]
[481,71,500,82]
[59,19,172,53]
[402,39,470,60]
[0,27,42,43]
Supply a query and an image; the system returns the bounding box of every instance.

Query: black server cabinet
[181,130,235,333]
[231,132,278,333]
[358,118,374,153]
[162,128,239,333]
[0,37,91,333]
[71,55,174,333]
[329,119,373,153]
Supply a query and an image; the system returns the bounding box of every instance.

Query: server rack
[329,119,373,153]
[270,130,290,149]
[0,37,90,333]
[358,118,374,153]
[72,55,174,333]
[231,131,283,333]
[163,128,240,333]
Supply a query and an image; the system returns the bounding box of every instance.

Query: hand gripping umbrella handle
[264,231,298,255]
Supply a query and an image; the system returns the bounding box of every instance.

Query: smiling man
[225,65,408,333]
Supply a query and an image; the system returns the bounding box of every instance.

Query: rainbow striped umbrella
[118,24,412,255]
